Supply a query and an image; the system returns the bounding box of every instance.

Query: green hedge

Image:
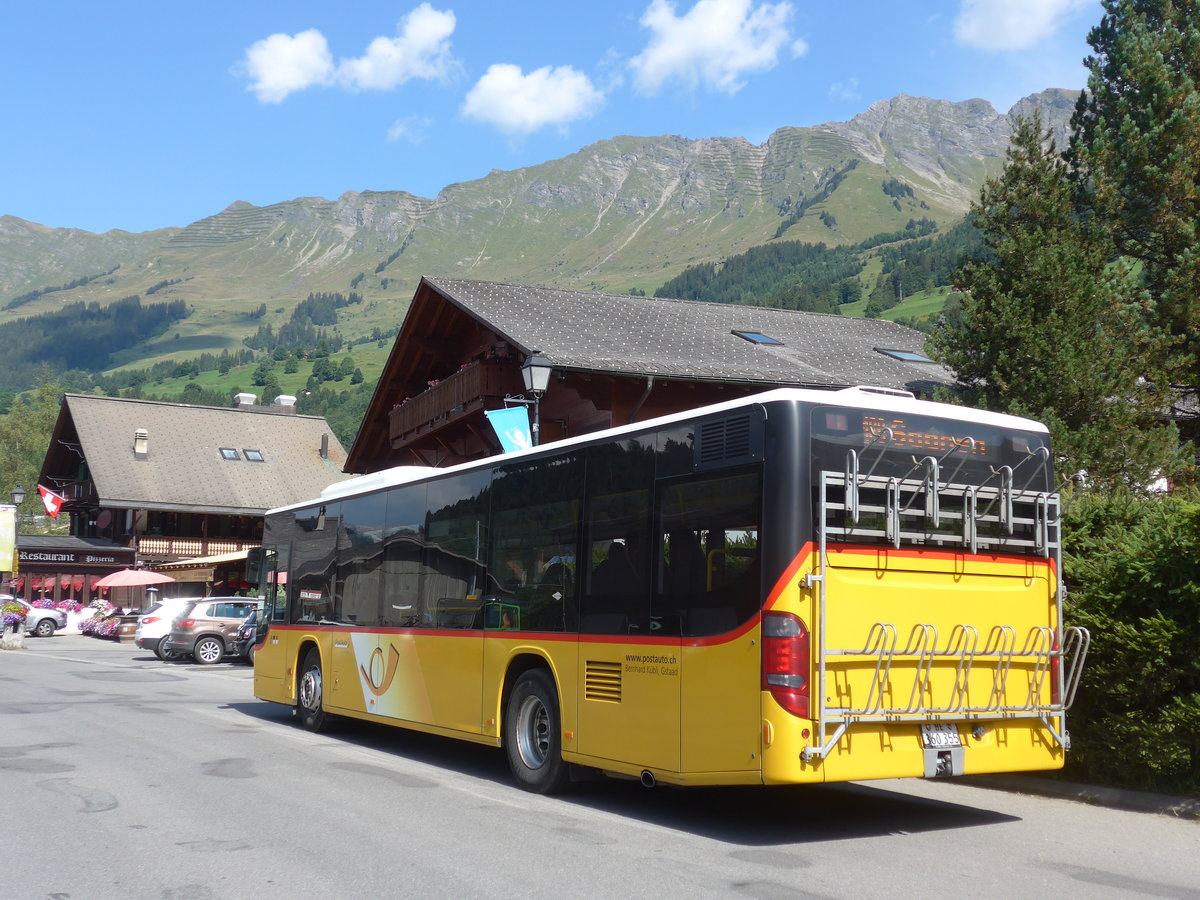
[1061,489,1200,796]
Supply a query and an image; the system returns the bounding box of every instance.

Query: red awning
[72,575,85,591]
[60,574,72,589]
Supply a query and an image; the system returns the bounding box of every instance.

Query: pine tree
[1071,0,1200,387]
[0,371,65,526]
[930,115,1179,487]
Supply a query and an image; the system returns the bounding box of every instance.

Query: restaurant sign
[17,548,135,570]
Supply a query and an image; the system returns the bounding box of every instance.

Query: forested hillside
[656,219,985,324]
[0,296,189,392]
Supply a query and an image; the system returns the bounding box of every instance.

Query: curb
[961,774,1200,819]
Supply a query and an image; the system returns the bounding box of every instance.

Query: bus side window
[656,467,762,637]
[381,482,426,627]
[337,493,387,626]
[292,502,339,623]
[488,451,582,633]
[580,440,654,634]
[420,469,491,629]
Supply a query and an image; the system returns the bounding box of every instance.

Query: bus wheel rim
[301,667,322,710]
[516,695,549,769]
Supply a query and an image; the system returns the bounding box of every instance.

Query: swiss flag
[38,484,65,519]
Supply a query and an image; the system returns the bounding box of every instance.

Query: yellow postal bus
[249,386,1088,792]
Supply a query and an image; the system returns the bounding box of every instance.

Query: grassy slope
[119,341,394,403]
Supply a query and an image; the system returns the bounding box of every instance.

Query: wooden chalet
[24,394,351,604]
[347,277,953,473]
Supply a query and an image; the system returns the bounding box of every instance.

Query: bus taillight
[762,612,810,718]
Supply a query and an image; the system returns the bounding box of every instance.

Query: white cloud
[240,29,335,103]
[237,5,457,103]
[953,0,1094,51]
[828,77,860,102]
[630,0,799,95]
[462,64,604,134]
[337,3,457,91]
[387,115,434,143]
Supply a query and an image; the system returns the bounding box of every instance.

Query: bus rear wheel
[504,668,570,794]
[297,648,330,732]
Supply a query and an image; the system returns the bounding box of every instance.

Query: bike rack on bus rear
[801,450,1090,763]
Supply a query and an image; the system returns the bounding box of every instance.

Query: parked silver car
[1,595,67,638]
[1,595,67,637]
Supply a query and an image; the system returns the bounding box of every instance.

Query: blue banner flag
[485,407,532,453]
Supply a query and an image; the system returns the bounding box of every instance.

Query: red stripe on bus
[269,621,759,648]
[764,541,816,610]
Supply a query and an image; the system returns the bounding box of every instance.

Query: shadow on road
[225,700,1019,846]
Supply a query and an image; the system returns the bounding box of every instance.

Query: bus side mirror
[246,547,265,584]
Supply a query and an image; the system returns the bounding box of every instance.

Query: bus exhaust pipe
[640,770,657,788]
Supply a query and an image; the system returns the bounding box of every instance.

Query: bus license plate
[920,723,962,749]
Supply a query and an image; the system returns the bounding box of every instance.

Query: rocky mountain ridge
[0,89,1076,370]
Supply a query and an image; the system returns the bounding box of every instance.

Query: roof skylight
[876,348,935,363]
[732,330,783,345]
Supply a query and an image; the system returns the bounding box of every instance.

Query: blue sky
[3,1,1101,235]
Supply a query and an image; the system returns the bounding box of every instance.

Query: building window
[732,330,783,345]
[220,448,240,460]
[875,348,935,363]
[244,449,264,462]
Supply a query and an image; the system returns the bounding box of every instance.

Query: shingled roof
[422,277,952,391]
[44,395,350,515]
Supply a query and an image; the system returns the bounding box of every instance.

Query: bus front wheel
[297,649,330,732]
[504,668,570,794]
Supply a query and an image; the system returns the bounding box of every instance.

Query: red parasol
[92,569,176,588]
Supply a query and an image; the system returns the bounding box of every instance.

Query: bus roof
[272,386,1049,515]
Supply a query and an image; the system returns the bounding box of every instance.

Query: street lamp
[6,487,24,594]
[520,351,552,446]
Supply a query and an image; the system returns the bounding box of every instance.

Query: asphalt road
[2,635,1197,900]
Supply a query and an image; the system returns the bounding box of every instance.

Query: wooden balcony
[389,360,522,444]
[136,537,260,560]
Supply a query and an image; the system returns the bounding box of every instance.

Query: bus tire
[504,668,570,794]
[297,648,330,732]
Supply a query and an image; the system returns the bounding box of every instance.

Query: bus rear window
[811,406,1052,493]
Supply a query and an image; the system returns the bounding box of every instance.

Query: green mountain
[0,89,1076,389]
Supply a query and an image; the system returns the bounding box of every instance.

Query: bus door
[576,439,681,774]
[249,545,288,704]
[662,468,763,776]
